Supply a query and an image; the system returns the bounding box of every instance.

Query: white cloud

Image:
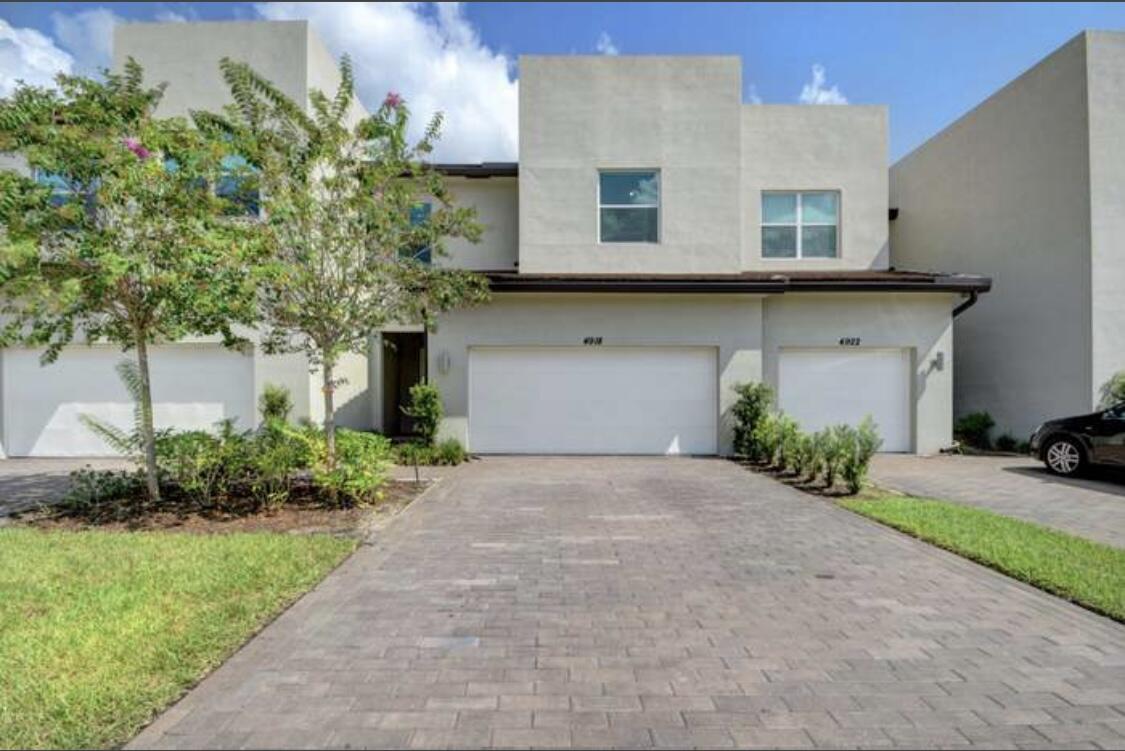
[0,18,74,96]
[595,31,619,56]
[154,9,190,23]
[798,63,847,105]
[256,2,518,163]
[746,83,762,105]
[51,7,122,74]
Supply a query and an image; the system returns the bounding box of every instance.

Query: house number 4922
[838,337,861,346]
[583,337,603,346]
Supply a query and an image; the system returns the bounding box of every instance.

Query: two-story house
[0,21,990,458]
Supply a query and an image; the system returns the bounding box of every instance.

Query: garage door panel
[778,349,911,453]
[469,347,717,455]
[4,346,255,457]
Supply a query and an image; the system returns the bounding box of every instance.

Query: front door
[381,332,427,438]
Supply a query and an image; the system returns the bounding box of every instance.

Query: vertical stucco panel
[114,21,311,118]
[890,34,1092,438]
[439,178,519,271]
[762,294,955,454]
[742,106,889,271]
[518,56,743,274]
[1086,32,1125,404]
[428,294,763,454]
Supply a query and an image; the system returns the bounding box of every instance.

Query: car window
[1107,404,1125,420]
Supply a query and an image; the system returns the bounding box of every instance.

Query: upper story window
[403,201,432,264]
[215,154,261,217]
[761,191,839,259]
[599,170,659,243]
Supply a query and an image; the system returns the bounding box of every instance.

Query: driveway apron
[131,457,1125,750]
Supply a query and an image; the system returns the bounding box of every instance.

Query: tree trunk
[322,359,336,470]
[135,336,161,502]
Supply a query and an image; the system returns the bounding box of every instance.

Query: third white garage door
[778,348,911,452]
[468,347,717,455]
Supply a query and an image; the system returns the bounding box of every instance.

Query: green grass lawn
[842,494,1125,622]
[0,528,357,750]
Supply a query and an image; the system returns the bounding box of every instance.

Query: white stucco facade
[891,31,1125,439]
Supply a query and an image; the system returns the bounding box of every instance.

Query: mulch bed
[13,480,429,536]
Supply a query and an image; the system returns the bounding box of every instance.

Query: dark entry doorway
[382,332,427,438]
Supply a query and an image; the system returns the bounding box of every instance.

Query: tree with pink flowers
[0,60,268,501]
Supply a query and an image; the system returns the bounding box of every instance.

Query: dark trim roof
[431,162,518,178]
[483,269,992,294]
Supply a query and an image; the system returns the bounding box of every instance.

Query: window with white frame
[599,170,659,243]
[761,191,839,258]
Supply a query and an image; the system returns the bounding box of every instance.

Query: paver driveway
[871,454,1125,548]
[132,458,1125,750]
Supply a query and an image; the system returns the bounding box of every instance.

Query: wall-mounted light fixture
[932,351,945,371]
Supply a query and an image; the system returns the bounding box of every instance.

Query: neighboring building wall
[518,56,744,274]
[1086,32,1125,405]
[761,293,956,454]
[742,106,889,271]
[890,34,1093,438]
[428,294,764,453]
[440,178,519,271]
[113,21,311,118]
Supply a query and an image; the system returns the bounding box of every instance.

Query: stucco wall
[890,33,1093,438]
[518,56,744,274]
[114,21,311,119]
[762,293,956,454]
[428,294,764,454]
[742,106,889,271]
[439,178,519,271]
[1086,32,1125,406]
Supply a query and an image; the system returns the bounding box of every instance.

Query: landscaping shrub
[776,415,801,473]
[823,425,850,489]
[393,438,467,467]
[259,383,294,423]
[994,433,1018,452]
[60,467,147,515]
[1099,371,1125,409]
[308,429,393,507]
[841,417,883,494]
[955,411,995,449]
[752,413,781,466]
[732,382,774,460]
[402,382,443,446]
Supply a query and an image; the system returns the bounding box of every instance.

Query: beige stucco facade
[891,31,1125,439]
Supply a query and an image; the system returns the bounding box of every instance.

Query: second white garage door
[3,345,255,457]
[778,348,912,452]
[469,347,717,455]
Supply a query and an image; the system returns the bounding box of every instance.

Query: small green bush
[60,467,147,513]
[732,382,774,460]
[310,429,392,506]
[402,382,443,446]
[259,383,293,423]
[994,433,1018,452]
[752,413,781,466]
[776,415,801,473]
[394,438,467,466]
[955,411,995,449]
[1099,371,1125,409]
[823,425,850,488]
[841,416,883,494]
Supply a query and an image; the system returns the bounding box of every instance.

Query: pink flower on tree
[123,136,151,160]
[383,91,403,109]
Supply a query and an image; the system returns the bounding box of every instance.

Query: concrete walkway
[872,454,1125,548]
[133,457,1125,749]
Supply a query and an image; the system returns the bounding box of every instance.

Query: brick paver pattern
[131,457,1125,749]
[872,454,1125,549]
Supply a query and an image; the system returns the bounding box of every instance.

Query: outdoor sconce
[437,350,451,375]
[932,351,945,371]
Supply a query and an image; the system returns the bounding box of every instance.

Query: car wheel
[1044,436,1085,476]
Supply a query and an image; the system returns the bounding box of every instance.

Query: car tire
[1043,436,1086,477]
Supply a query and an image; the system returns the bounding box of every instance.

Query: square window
[599,170,659,243]
[760,191,839,259]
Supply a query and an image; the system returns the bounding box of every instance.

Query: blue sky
[2,2,1123,161]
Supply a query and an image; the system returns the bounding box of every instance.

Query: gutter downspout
[952,290,979,318]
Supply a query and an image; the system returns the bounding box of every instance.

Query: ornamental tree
[196,57,489,467]
[0,61,267,501]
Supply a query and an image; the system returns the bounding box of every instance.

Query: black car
[1029,403,1125,476]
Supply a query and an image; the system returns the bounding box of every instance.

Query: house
[891,31,1125,440]
[0,20,990,457]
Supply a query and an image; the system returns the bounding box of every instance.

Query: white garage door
[778,349,911,453]
[3,345,255,457]
[469,347,717,455]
